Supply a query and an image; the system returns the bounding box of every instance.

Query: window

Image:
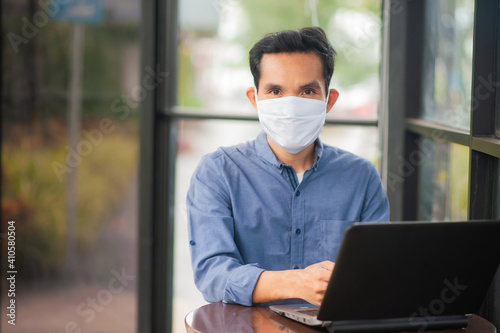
[172,0,383,331]
[417,140,469,221]
[383,0,500,328]
[3,0,499,331]
[1,1,140,332]
[421,0,474,130]
[176,0,382,121]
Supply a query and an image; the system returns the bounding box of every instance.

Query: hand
[295,261,335,305]
[252,260,335,305]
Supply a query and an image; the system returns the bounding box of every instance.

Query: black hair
[249,27,336,92]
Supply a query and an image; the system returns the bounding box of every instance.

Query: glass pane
[497,13,500,139]
[173,120,379,331]
[320,125,380,166]
[497,107,500,138]
[422,0,474,130]
[418,138,469,221]
[177,0,382,121]
[497,36,500,138]
[2,2,140,332]
[495,158,500,219]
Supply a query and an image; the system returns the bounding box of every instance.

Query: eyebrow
[299,81,323,91]
[261,83,283,91]
[261,81,323,91]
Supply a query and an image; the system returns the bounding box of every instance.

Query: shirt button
[295,228,301,235]
[189,240,196,246]
[295,191,300,197]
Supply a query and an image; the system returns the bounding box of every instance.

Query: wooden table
[185,302,497,333]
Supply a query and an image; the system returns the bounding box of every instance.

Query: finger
[318,282,329,294]
[318,264,332,272]
[318,271,332,282]
[311,298,322,306]
[316,266,333,281]
[312,280,330,297]
[319,261,335,271]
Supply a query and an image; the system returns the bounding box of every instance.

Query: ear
[246,87,257,110]
[326,89,339,113]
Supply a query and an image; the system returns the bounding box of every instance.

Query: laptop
[270,221,500,332]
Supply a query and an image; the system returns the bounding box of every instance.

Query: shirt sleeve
[360,162,390,222]
[186,153,265,306]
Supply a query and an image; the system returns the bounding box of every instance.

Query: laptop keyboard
[297,309,319,316]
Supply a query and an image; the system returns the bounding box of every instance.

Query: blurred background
[1,0,476,332]
[2,0,140,332]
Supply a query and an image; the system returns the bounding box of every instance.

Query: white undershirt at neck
[296,172,305,184]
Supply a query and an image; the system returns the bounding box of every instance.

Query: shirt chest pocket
[316,220,359,262]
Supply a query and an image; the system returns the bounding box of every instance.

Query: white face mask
[256,94,327,154]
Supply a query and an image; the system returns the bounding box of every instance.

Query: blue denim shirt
[187,131,389,306]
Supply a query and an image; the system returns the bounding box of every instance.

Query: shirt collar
[255,130,324,172]
[255,131,283,170]
[312,137,324,171]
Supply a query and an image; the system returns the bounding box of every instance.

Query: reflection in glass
[449,144,469,220]
[422,0,474,130]
[497,15,500,139]
[418,138,469,221]
[497,83,500,138]
[1,1,140,332]
[173,119,379,332]
[497,110,500,138]
[177,0,382,120]
[495,159,500,220]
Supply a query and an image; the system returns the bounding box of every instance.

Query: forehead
[259,52,324,87]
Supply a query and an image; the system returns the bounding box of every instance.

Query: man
[187,27,389,307]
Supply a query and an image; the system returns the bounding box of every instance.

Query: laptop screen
[317,221,500,322]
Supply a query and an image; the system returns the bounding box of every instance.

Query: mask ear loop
[254,86,259,103]
[323,88,330,125]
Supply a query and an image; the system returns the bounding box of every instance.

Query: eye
[270,89,280,95]
[303,89,314,95]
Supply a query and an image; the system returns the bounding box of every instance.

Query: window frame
[138,0,178,332]
[382,0,500,220]
[382,0,500,328]
[140,0,500,330]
